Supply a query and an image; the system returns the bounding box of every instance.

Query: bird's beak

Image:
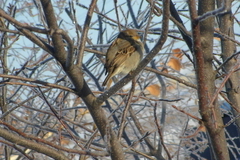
[132,35,141,41]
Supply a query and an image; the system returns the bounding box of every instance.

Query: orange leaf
[146,84,161,96]
[172,48,181,53]
[60,139,70,145]
[167,58,182,71]
[172,48,184,59]
[167,48,184,71]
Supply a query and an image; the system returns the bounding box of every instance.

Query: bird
[102,29,144,87]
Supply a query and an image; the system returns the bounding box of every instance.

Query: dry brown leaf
[60,138,70,145]
[167,58,182,71]
[172,48,184,59]
[146,84,161,96]
[167,48,184,71]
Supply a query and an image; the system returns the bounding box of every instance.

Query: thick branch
[0,127,68,160]
[39,0,124,159]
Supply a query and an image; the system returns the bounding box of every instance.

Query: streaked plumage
[102,29,144,87]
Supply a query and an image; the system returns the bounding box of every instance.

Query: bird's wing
[111,45,136,68]
[105,38,136,67]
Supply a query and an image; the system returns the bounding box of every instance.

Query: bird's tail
[102,74,112,87]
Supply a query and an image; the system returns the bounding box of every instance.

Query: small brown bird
[102,29,144,87]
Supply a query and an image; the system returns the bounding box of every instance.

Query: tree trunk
[198,0,230,159]
[217,0,240,130]
[189,0,230,159]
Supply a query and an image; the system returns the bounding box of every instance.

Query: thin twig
[179,123,206,139]
[145,67,197,89]
[171,105,202,122]
[0,140,34,160]
[208,63,240,109]
[0,121,108,157]
[219,92,240,113]
[114,0,121,31]
[153,103,171,160]
[76,2,125,28]
[126,0,139,28]
[80,129,99,160]
[0,9,54,54]
[123,132,156,160]
[224,114,240,128]
[216,51,240,72]
[196,0,226,22]
[215,29,240,45]
[151,60,167,155]
[146,0,162,16]
[76,0,97,67]
[118,79,136,139]
[0,74,74,93]
[37,87,85,149]
[143,0,154,45]
[128,106,155,150]
[0,88,51,119]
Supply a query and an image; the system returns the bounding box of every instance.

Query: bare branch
[153,103,171,160]
[0,125,69,160]
[117,79,135,139]
[0,74,74,93]
[0,121,108,157]
[114,0,121,31]
[171,105,202,122]
[215,29,240,46]
[76,0,97,67]
[208,63,240,109]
